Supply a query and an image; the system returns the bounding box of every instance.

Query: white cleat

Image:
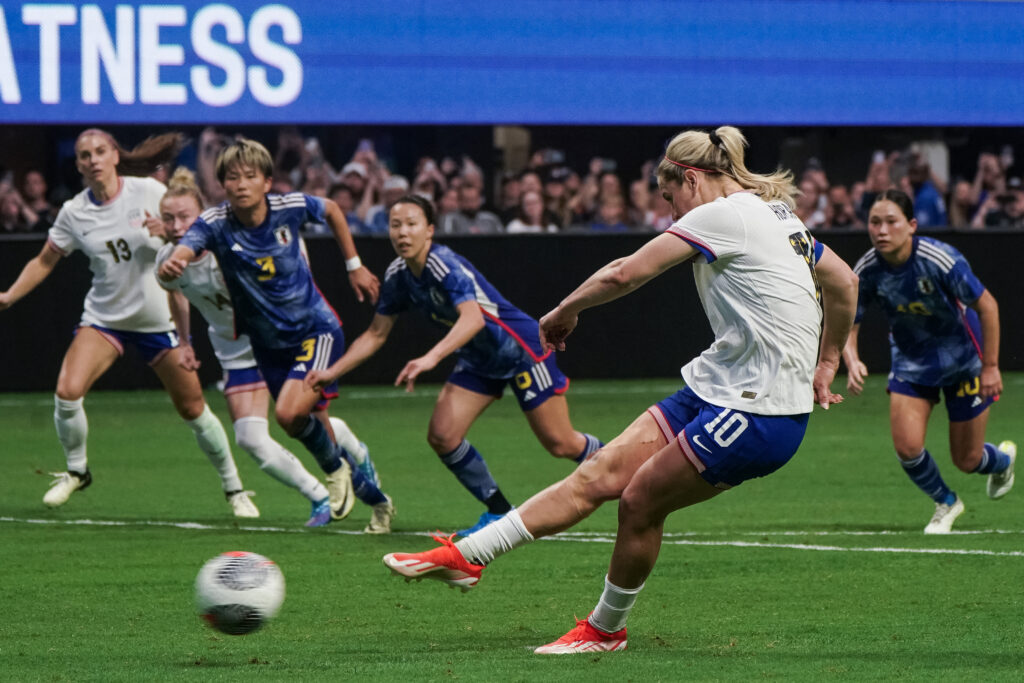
[923,495,965,534]
[43,470,92,508]
[227,490,260,518]
[988,441,1016,500]
[363,495,396,534]
[326,461,355,520]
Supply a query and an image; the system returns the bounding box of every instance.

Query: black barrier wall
[0,232,1019,392]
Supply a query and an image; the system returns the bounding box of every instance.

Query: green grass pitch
[2,376,1023,681]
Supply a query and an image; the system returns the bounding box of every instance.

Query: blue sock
[340,446,388,505]
[296,417,343,474]
[973,442,1012,474]
[900,449,955,504]
[574,433,604,464]
[439,440,501,504]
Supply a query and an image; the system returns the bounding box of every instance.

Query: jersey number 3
[256,256,276,281]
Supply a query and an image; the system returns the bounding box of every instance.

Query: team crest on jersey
[274,226,292,246]
[429,288,446,307]
[127,208,144,230]
[916,277,935,295]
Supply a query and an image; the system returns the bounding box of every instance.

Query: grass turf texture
[2,376,1023,681]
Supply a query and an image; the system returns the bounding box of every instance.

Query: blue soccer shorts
[647,386,809,489]
[222,365,268,396]
[252,328,346,406]
[82,324,178,366]
[888,374,994,422]
[447,351,569,412]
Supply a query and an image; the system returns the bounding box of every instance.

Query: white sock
[187,404,242,493]
[235,417,328,502]
[455,508,533,565]
[329,416,368,466]
[590,575,644,634]
[54,395,88,473]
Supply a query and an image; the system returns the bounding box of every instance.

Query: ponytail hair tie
[708,130,723,148]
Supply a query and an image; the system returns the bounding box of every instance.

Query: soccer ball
[195,551,285,635]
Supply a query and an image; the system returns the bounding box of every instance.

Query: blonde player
[0,129,257,517]
[383,126,859,654]
[156,168,378,526]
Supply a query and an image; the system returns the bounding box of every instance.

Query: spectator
[969,151,1005,218]
[507,190,558,234]
[328,182,369,235]
[365,175,410,235]
[906,154,947,229]
[947,178,976,230]
[20,169,56,228]
[824,184,863,229]
[977,176,1024,229]
[0,187,41,232]
[196,127,230,205]
[271,175,295,195]
[850,180,869,223]
[439,183,503,234]
[438,187,459,216]
[796,178,826,230]
[497,174,521,224]
[542,166,573,229]
[648,187,674,232]
[589,194,629,232]
[626,179,653,230]
[412,157,447,203]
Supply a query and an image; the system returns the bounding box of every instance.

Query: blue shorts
[252,328,345,406]
[648,386,809,489]
[83,325,178,365]
[447,352,568,412]
[223,366,267,396]
[888,375,994,422]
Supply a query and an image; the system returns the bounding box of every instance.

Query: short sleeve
[944,254,986,305]
[440,263,477,308]
[305,194,327,223]
[853,271,873,324]
[179,217,212,255]
[47,206,76,256]
[666,200,745,263]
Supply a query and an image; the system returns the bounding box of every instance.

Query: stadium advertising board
[0,1,1021,125]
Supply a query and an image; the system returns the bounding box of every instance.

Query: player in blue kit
[843,189,1015,534]
[306,194,602,535]
[157,138,395,533]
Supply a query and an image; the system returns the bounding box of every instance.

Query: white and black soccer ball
[195,551,285,635]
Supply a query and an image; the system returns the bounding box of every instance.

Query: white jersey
[156,244,256,370]
[667,192,822,415]
[47,176,172,332]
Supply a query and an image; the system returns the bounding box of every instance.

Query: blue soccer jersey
[853,236,986,386]
[180,193,340,350]
[377,244,546,378]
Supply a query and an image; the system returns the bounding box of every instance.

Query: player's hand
[538,306,578,352]
[144,211,166,240]
[305,369,334,393]
[158,258,187,282]
[813,361,844,410]
[348,266,380,305]
[980,365,1002,399]
[395,355,437,393]
[845,359,868,396]
[177,344,200,371]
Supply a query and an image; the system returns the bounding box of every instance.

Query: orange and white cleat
[534,617,627,654]
[382,533,484,592]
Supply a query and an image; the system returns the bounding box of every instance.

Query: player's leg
[428,381,509,533]
[889,384,960,533]
[943,383,1015,499]
[152,346,256,518]
[225,378,331,526]
[44,327,119,506]
[515,356,602,463]
[328,416,379,488]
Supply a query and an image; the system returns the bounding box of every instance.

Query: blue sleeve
[812,237,825,264]
[179,217,211,254]
[853,269,873,324]
[376,273,409,316]
[945,256,986,305]
[305,194,327,223]
[441,264,478,308]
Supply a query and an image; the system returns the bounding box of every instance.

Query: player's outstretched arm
[157,245,196,282]
[813,245,859,407]
[539,233,696,351]
[306,313,397,392]
[971,289,1002,397]
[395,300,484,392]
[323,198,379,304]
[0,242,61,311]
[167,291,200,371]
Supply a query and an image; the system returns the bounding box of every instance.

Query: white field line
[2,516,1022,558]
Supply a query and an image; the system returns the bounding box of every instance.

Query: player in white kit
[155,168,374,527]
[382,126,859,654]
[0,129,258,517]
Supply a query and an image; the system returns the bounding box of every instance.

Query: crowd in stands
[2,127,1022,235]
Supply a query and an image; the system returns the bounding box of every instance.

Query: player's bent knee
[426,429,460,455]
